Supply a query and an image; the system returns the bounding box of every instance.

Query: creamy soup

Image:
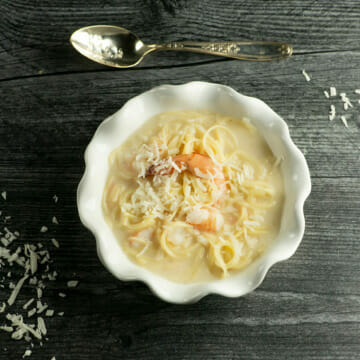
[102,110,284,283]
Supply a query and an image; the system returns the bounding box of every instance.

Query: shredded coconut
[27,309,36,318]
[45,309,54,317]
[23,299,34,310]
[36,288,42,299]
[8,275,29,306]
[341,115,349,128]
[0,204,62,353]
[51,238,59,248]
[330,86,337,97]
[67,280,79,288]
[22,349,32,358]
[0,302,6,313]
[36,301,48,314]
[1,191,7,200]
[6,313,42,340]
[29,249,38,275]
[329,105,336,121]
[340,92,353,109]
[0,325,13,332]
[302,69,311,81]
[37,317,47,336]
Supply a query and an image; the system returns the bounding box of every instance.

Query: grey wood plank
[1,0,360,80]
[0,47,359,359]
[1,51,359,179]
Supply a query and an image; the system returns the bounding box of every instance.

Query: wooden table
[0,1,359,359]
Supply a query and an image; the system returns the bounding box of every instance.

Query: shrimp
[186,207,224,232]
[146,153,227,232]
[146,153,227,194]
[129,228,153,247]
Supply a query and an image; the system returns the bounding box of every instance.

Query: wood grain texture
[1,0,360,80]
[0,0,360,359]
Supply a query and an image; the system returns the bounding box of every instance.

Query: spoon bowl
[70,25,292,68]
[70,25,155,68]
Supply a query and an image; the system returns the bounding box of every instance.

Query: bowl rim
[77,81,311,304]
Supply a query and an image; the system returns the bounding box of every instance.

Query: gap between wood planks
[0,48,359,84]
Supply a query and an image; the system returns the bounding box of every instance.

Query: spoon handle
[157,41,292,61]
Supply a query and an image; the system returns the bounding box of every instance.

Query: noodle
[102,110,284,283]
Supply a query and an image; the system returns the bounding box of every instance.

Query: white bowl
[77,81,311,304]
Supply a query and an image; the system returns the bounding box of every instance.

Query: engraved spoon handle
[155,41,292,61]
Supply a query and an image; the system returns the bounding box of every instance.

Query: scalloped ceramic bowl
[77,81,311,304]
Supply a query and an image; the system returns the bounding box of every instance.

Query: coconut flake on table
[7,275,29,306]
[1,191,7,200]
[1,227,18,247]
[0,204,66,354]
[341,115,349,128]
[323,90,330,98]
[36,300,48,314]
[340,92,353,109]
[0,325,13,332]
[51,238,59,248]
[6,313,42,340]
[22,349,32,358]
[9,282,16,289]
[37,317,47,336]
[52,216,59,225]
[330,86,337,97]
[23,298,35,310]
[67,280,79,288]
[0,302,6,313]
[36,288,43,299]
[40,226,48,233]
[29,249,38,275]
[329,104,336,121]
[29,277,38,285]
[302,69,311,81]
[45,309,54,317]
[27,308,36,318]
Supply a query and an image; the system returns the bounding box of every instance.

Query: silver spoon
[70,25,292,68]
